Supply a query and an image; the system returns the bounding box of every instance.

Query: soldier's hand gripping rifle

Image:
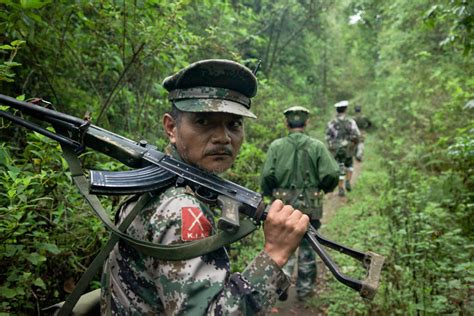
[0,94,384,303]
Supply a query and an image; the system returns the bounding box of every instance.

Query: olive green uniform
[260,131,339,299]
[261,132,339,200]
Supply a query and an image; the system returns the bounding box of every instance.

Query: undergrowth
[314,135,473,315]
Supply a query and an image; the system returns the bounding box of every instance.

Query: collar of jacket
[288,130,305,135]
[165,143,183,161]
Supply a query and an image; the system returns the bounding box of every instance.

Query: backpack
[332,117,355,159]
[271,137,323,220]
[355,115,371,130]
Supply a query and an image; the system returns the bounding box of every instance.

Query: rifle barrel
[0,109,83,150]
[0,94,86,127]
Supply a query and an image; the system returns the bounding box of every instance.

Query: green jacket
[261,131,339,197]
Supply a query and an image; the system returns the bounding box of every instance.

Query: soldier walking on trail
[353,105,372,162]
[260,106,339,301]
[326,100,361,197]
[101,59,310,315]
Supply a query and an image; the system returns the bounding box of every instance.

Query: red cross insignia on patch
[181,207,212,241]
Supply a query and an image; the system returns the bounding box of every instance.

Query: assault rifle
[0,94,384,313]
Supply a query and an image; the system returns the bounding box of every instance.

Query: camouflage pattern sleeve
[240,251,291,312]
[325,119,337,149]
[102,186,290,315]
[350,118,361,142]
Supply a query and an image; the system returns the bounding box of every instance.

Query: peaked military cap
[283,105,310,124]
[283,106,310,115]
[163,59,257,118]
[334,100,349,108]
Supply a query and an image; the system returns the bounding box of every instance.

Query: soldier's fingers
[288,214,310,237]
[267,199,284,215]
[289,210,310,228]
[280,205,295,217]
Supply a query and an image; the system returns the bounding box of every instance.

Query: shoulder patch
[181,206,212,241]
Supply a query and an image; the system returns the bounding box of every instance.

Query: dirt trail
[270,161,362,315]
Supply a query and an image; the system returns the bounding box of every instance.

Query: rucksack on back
[332,118,355,159]
[271,137,324,220]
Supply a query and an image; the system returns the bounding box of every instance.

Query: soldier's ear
[163,113,177,144]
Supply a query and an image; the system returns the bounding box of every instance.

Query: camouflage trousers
[283,238,316,299]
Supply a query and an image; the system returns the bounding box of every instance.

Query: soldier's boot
[278,289,288,301]
[345,180,352,192]
[338,187,345,197]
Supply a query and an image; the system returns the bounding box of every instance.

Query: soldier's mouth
[205,148,233,156]
[209,152,232,156]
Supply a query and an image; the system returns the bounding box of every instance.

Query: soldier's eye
[228,119,243,129]
[195,117,209,126]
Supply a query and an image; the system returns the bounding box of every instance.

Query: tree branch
[96,42,146,124]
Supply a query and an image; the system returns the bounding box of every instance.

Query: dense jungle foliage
[0,0,472,314]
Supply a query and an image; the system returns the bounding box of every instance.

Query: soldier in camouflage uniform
[325,101,361,197]
[100,59,310,315]
[260,106,339,301]
[353,105,372,162]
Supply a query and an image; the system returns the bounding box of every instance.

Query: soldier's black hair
[287,120,306,128]
[170,103,183,124]
[336,106,347,114]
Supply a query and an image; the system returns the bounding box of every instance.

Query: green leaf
[22,177,31,187]
[10,40,26,47]
[39,242,61,254]
[4,245,23,257]
[0,286,16,298]
[33,278,46,289]
[4,62,22,67]
[15,287,25,295]
[27,252,46,265]
[0,45,13,50]
[7,189,16,199]
[20,0,51,9]
[7,169,19,180]
[21,272,32,281]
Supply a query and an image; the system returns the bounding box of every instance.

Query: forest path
[270,160,363,315]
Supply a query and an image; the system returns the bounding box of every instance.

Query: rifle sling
[59,146,257,314]
[59,146,257,315]
[63,147,257,259]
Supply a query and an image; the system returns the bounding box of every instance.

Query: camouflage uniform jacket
[101,148,290,315]
[325,113,361,153]
[260,131,339,197]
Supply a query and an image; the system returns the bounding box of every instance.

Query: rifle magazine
[89,165,176,195]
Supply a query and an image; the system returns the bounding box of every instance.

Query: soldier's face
[163,111,244,174]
